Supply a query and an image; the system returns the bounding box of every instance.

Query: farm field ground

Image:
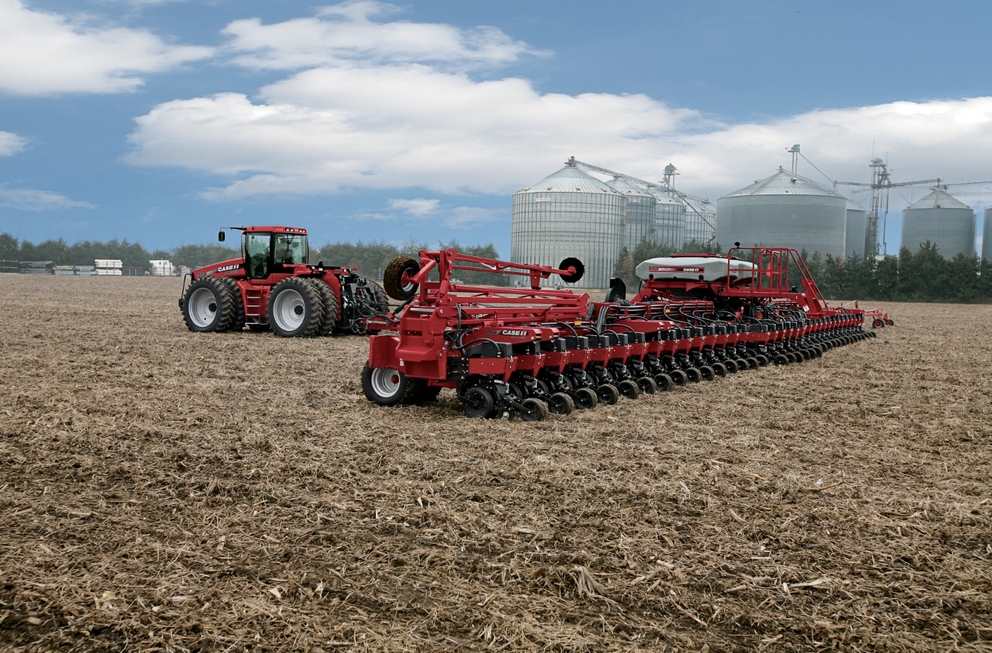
[1,275,990,652]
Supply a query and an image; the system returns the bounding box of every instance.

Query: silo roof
[723,167,841,198]
[517,165,621,195]
[606,177,653,196]
[906,189,971,210]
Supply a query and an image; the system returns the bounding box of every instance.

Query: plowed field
[1,276,990,652]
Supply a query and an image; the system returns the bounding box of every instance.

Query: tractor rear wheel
[267,277,325,337]
[383,256,421,301]
[362,362,418,406]
[520,398,548,422]
[308,279,339,336]
[572,387,598,409]
[547,392,574,415]
[182,276,237,332]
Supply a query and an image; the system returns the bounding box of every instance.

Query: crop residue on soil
[1,276,990,652]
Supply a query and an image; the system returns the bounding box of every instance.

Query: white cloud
[125,7,992,208]
[388,198,439,216]
[0,0,213,95]
[222,1,539,71]
[0,131,27,156]
[0,187,95,210]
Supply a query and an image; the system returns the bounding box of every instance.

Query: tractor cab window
[273,234,308,267]
[244,233,271,279]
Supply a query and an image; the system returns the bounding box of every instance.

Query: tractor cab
[220,226,309,280]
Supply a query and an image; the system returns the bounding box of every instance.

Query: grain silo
[845,201,868,259]
[983,207,992,261]
[511,163,625,289]
[717,168,847,257]
[651,190,687,247]
[606,177,657,251]
[683,197,717,246]
[901,189,975,258]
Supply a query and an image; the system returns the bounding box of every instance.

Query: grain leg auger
[362,246,887,421]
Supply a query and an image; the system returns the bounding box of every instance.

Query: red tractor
[179,226,388,337]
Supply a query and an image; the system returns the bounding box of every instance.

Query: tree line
[614,238,992,303]
[0,233,504,283]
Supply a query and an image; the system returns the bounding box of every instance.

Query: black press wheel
[699,365,715,381]
[724,359,738,373]
[597,384,620,405]
[547,392,575,415]
[572,387,598,409]
[462,386,496,418]
[617,379,640,399]
[685,367,702,383]
[636,376,658,394]
[267,277,325,337]
[669,369,688,386]
[774,354,789,366]
[756,355,769,367]
[653,373,673,391]
[712,362,728,377]
[382,256,421,301]
[520,398,548,422]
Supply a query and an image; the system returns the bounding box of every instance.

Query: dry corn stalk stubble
[0,275,990,652]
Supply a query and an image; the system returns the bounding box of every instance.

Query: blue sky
[2,0,991,256]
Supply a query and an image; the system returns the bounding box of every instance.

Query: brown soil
[1,276,990,652]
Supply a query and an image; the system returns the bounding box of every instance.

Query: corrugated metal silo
[983,207,992,262]
[651,190,687,247]
[900,189,975,258]
[845,201,868,259]
[717,168,847,257]
[684,197,717,246]
[606,177,657,250]
[511,164,624,289]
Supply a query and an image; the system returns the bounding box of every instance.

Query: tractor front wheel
[267,277,325,337]
[182,276,237,332]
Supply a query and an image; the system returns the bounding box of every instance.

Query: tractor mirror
[218,230,226,242]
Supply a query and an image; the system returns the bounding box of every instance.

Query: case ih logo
[649,266,703,273]
[216,264,240,272]
[486,329,529,337]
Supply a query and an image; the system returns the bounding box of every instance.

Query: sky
[2,0,992,257]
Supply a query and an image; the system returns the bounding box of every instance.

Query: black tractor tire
[366,280,390,313]
[307,278,340,336]
[267,277,325,337]
[547,392,574,415]
[520,398,548,422]
[215,277,245,331]
[597,384,620,405]
[653,373,673,392]
[618,379,640,399]
[362,362,420,406]
[572,387,598,410]
[383,256,421,301]
[462,386,496,419]
[182,276,238,333]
